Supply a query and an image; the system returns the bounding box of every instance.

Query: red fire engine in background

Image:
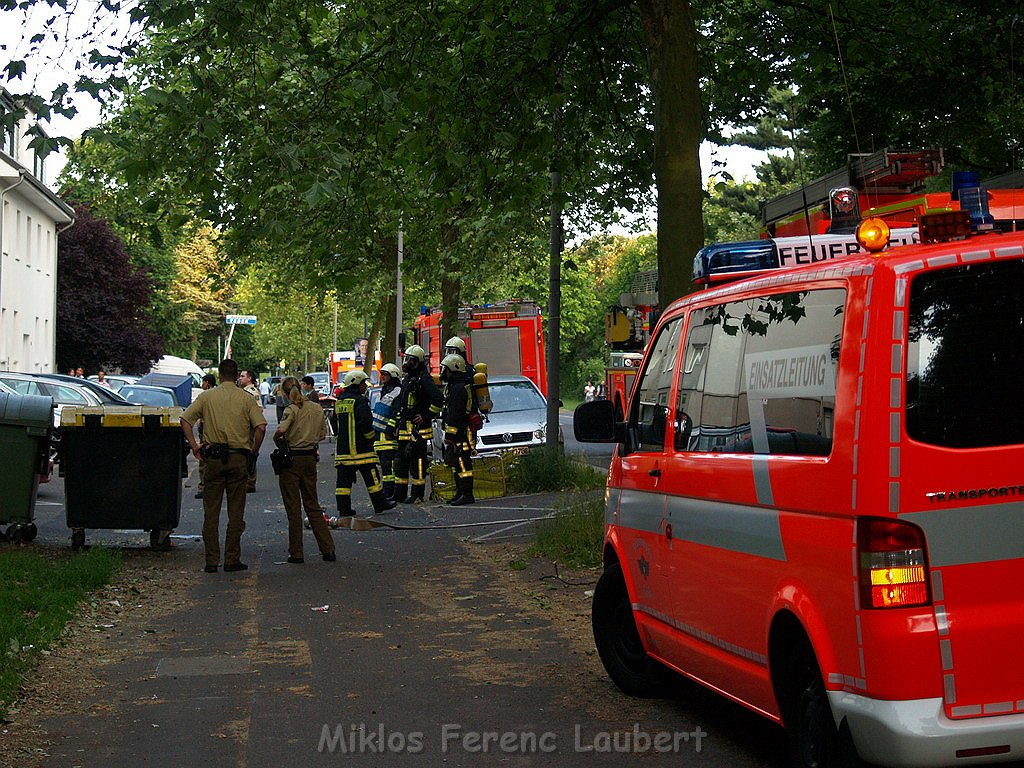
[602,149,1024,416]
[603,268,658,420]
[412,299,548,396]
[761,146,1024,237]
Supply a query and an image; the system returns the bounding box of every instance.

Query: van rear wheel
[592,561,667,697]
[787,644,865,768]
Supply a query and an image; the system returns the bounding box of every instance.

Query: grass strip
[506,448,607,494]
[529,498,605,569]
[0,548,120,718]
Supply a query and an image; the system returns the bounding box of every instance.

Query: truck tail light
[857,518,930,609]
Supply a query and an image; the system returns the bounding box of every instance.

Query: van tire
[592,561,667,698]
[787,644,865,768]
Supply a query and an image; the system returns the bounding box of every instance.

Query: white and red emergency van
[575,185,1024,767]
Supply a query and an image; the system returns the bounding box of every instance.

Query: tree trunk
[439,216,464,353]
[546,169,563,451]
[364,296,388,376]
[639,0,705,308]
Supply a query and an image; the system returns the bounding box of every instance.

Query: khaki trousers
[279,455,335,559]
[202,453,249,567]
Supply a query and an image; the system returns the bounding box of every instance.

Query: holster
[201,443,229,463]
[270,446,293,475]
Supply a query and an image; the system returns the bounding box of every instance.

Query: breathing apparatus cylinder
[473,363,492,414]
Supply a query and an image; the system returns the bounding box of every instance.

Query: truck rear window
[906,259,1024,448]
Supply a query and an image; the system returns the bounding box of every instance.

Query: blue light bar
[693,240,780,284]
[952,171,995,232]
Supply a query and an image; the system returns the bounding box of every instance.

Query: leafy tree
[58,137,191,352]
[56,203,164,373]
[233,273,364,375]
[751,2,1023,177]
[167,223,235,363]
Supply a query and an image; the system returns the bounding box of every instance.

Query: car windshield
[490,381,545,413]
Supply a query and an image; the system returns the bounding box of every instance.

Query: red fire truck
[603,268,658,419]
[761,147,1024,237]
[412,299,548,396]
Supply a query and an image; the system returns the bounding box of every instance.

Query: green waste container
[61,405,185,550]
[0,391,53,543]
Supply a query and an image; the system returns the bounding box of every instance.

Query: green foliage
[56,203,166,372]
[0,548,120,717]
[507,449,606,494]
[233,272,363,373]
[529,498,605,569]
[59,138,193,355]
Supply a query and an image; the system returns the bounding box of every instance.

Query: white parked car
[432,375,561,457]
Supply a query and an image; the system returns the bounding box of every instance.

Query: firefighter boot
[450,476,475,506]
[401,485,424,504]
[336,493,352,518]
[392,484,407,503]
[383,479,396,504]
[372,490,397,513]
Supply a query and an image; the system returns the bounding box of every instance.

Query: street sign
[226,315,257,325]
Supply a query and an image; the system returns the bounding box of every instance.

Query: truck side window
[676,289,845,455]
[629,318,683,453]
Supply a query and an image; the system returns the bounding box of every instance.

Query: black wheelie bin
[0,391,53,543]
[61,405,185,550]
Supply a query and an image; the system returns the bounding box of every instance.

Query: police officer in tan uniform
[274,379,336,563]
[181,359,267,573]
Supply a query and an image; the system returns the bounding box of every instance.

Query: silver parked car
[0,371,105,463]
[433,374,560,457]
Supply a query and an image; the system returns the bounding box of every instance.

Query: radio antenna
[829,3,861,158]
[790,125,815,252]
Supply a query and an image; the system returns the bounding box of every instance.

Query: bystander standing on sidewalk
[300,375,321,403]
[259,377,270,407]
[240,369,263,493]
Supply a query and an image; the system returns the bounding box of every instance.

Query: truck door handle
[648,468,661,477]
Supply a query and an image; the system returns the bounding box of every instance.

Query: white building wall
[0,190,59,371]
[0,88,74,374]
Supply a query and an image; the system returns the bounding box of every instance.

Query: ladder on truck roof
[759,148,945,228]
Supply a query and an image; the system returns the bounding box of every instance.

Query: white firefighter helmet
[444,336,467,354]
[403,344,426,362]
[380,362,402,379]
[440,353,467,374]
[343,369,370,387]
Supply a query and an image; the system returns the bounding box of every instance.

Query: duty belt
[290,449,317,456]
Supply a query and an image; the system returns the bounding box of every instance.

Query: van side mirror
[574,400,625,443]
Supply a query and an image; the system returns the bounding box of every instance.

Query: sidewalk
[3,481,628,767]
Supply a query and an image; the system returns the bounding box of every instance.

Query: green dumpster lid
[0,391,54,429]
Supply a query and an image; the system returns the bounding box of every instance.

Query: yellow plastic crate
[60,405,183,428]
[429,452,517,501]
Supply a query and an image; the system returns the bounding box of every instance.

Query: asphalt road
[11,411,789,767]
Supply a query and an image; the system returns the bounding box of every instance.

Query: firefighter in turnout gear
[334,370,396,515]
[440,353,476,505]
[373,362,403,502]
[394,344,443,504]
